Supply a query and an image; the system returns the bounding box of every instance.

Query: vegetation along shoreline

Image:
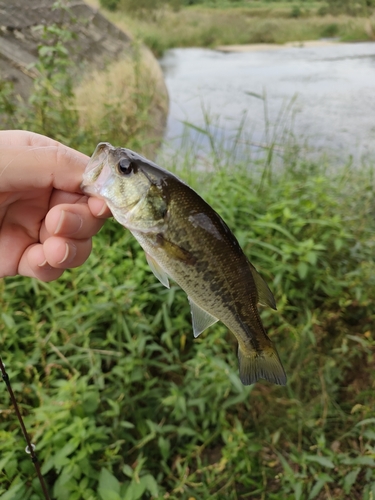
[0,0,374,499]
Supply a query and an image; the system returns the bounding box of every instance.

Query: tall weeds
[0,3,374,499]
[1,107,375,499]
[75,45,168,157]
[89,1,375,57]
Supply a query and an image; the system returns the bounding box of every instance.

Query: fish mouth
[80,143,113,197]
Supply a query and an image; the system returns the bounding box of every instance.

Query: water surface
[159,42,375,162]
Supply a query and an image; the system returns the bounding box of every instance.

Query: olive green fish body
[81,143,286,386]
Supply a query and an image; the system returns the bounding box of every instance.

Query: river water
[159,41,375,163]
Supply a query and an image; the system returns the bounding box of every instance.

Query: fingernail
[38,260,53,270]
[58,243,77,264]
[96,202,108,217]
[55,211,83,235]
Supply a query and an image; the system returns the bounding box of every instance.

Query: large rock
[0,0,168,154]
[0,0,136,97]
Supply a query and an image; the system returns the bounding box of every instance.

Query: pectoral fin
[188,297,219,338]
[156,234,196,265]
[248,262,277,310]
[146,253,170,288]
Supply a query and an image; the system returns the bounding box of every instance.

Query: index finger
[0,130,72,149]
[0,144,89,193]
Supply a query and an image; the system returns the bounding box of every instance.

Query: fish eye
[117,159,134,176]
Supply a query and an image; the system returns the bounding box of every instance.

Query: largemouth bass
[81,142,286,386]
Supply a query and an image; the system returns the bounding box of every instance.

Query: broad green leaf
[177,426,196,437]
[120,421,135,429]
[122,465,133,478]
[0,454,12,472]
[0,482,24,500]
[38,46,52,57]
[351,457,375,466]
[141,474,159,497]
[98,490,121,500]
[343,468,361,494]
[364,430,375,440]
[1,313,15,329]
[53,441,80,468]
[252,220,297,242]
[276,452,294,476]
[334,238,344,251]
[356,418,375,427]
[305,455,334,468]
[297,262,309,279]
[294,481,303,500]
[305,251,318,265]
[98,468,121,495]
[124,479,146,500]
[308,479,325,499]
[82,391,100,414]
[158,436,171,461]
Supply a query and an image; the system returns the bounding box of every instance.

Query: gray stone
[0,0,132,98]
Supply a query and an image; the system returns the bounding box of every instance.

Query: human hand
[0,130,111,281]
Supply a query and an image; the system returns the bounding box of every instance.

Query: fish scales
[145,178,261,336]
[81,142,287,386]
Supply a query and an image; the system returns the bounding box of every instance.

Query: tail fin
[238,345,287,386]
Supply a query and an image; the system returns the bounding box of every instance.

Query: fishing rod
[0,356,51,500]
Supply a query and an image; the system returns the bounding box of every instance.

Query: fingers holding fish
[11,194,109,282]
[42,202,108,242]
[18,243,65,281]
[88,197,112,219]
[24,197,99,278]
[17,235,92,281]
[42,235,92,269]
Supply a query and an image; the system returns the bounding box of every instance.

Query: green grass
[86,0,375,57]
[1,137,375,498]
[1,3,375,498]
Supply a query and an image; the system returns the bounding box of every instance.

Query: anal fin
[188,296,219,338]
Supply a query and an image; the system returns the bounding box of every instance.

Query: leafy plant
[1,1,375,498]
[1,133,375,498]
[28,22,79,145]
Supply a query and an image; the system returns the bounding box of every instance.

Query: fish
[81,142,287,386]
